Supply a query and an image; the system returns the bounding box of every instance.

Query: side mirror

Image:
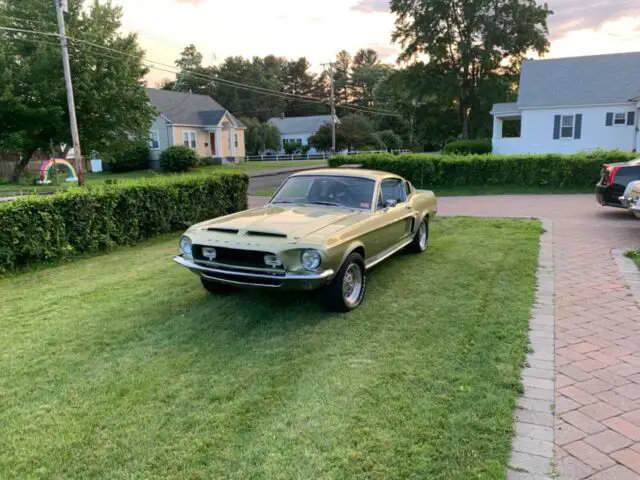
[384,199,398,209]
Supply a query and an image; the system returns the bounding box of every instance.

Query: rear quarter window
[615,167,640,186]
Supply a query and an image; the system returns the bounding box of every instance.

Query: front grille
[193,245,280,269]
[202,273,283,287]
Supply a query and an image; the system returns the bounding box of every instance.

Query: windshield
[271,175,375,210]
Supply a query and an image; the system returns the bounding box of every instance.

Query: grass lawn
[254,184,593,197]
[0,160,326,196]
[0,217,540,479]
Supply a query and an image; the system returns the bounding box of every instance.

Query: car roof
[289,168,401,181]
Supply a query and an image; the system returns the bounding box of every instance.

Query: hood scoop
[245,231,288,239]
[207,228,239,234]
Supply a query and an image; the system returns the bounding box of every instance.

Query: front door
[376,179,413,245]
[210,133,216,156]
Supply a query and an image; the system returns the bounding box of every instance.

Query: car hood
[193,205,369,240]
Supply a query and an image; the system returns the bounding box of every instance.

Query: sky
[109,0,640,86]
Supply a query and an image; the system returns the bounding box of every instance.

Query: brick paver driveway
[248,193,640,477]
[438,194,640,479]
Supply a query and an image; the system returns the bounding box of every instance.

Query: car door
[374,178,415,250]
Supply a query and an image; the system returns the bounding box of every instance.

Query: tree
[241,118,281,154]
[0,0,155,182]
[333,50,352,106]
[282,57,325,117]
[350,49,393,110]
[309,115,378,152]
[172,44,212,95]
[211,56,286,121]
[390,0,551,138]
[377,130,402,150]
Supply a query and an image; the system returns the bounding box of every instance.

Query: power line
[0,24,403,118]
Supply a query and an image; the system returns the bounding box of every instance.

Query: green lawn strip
[626,249,640,269]
[0,217,540,478]
[0,161,326,196]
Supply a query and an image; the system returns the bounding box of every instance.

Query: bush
[328,150,636,189]
[283,142,298,155]
[443,139,492,155]
[0,173,249,273]
[160,145,197,172]
[103,140,150,173]
[363,133,386,151]
[377,130,403,151]
[198,156,219,167]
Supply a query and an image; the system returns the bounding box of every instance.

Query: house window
[614,113,626,125]
[182,131,196,149]
[234,133,239,148]
[149,130,160,150]
[561,115,574,138]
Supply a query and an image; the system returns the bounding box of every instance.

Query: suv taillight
[601,165,621,187]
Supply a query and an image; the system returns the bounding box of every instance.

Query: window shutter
[628,112,636,126]
[606,112,613,126]
[574,114,582,139]
[553,115,561,139]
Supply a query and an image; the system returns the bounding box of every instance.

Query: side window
[378,179,407,209]
[405,181,412,198]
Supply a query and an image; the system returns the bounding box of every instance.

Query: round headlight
[301,249,321,270]
[179,236,193,256]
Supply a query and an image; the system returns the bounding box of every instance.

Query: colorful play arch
[37,159,78,185]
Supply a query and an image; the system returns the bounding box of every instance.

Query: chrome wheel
[342,263,363,308]
[418,221,428,250]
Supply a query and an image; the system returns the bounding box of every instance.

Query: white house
[268,115,340,154]
[491,52,640,155]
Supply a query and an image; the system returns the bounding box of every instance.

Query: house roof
[517,52,640,108]
[268,115,339,136]
[146,88,245,128]
[491,102,520,115]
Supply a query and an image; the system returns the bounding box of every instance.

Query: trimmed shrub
[328,150,636,189]
[160,145,197,172]
[443,139,492,155]
[103,140,150,173]
[0,173,249,273]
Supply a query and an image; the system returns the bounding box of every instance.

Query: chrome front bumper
[173,256,334,290]
[619,196,640,218]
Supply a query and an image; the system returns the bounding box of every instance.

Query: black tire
[200,277,235,294]
[324,252,367,312]
[406,216,429,254]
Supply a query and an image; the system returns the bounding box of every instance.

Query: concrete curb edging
[612,248,640,307]
[508,218,556,480]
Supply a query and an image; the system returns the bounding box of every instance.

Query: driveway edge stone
[612,248,640,306]
[509,218,556,480]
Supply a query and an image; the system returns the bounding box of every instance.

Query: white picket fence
[243,149,411,162]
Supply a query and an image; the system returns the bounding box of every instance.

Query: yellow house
[146,88,246,168]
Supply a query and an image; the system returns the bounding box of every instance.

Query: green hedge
[329,150,636,189]
[443,139,492,155]
[0,173,248,273]
[103,140,150,173]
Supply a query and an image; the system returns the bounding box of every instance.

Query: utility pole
[321,61,336,153]
[55,0,84,186]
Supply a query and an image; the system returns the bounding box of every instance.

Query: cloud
[350,0,640,41]
[547,0,640,38]
[369,44,399,60]
[350,0,388,13]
